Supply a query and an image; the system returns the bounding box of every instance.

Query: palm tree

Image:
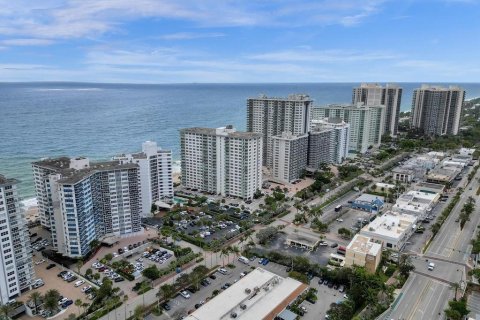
[89,239,100,252]
[81,303,89,317]
[44,289,61,315]
[450,282,461,301]
[74,299,82,317]
[230,245,241,263]
[76,260,84,274]
[133,305,144,320]
[0,303,13,320]
[157,284,175,310]
[29,291,42,315]
[139,282,150,307]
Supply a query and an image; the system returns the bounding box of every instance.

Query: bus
[238,256,250,264]
[336,246,346,256]
[334,205,342,212]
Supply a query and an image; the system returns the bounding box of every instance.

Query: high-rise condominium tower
[410,85,465,136]
[32,158,141,257]
[352,83,402,137]
[247,94,312,167]
[308,118,350,167]
[271,132,309,184]
[114,141,173,216]
[180,126,262,200]
[0,175,34,304]
[312,104,385,154]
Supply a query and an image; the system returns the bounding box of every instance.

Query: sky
[0,0,479,83]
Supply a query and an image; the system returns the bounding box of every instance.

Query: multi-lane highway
[385,164,480,320]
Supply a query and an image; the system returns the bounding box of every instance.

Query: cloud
[248,49,399,63]
[0,38,55,46]
[0,0,386,40]
[158,32,225,40]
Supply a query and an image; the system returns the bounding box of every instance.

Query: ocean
[1,82,480,201]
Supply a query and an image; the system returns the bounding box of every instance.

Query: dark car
[323,279,329,285]
[114,277,125,282]
[62,300,73,308]
[221,283,231,290]
[84,287,93,294]
[318,278,324,285]
[330,243,338,248]
[161,303,171,311]
[201,279,210,287]
[262,258,269,265]
[30,232,38,238]
[333,284,339,290]
[66,276,78,283]
[328,281,334,288]
[187,286,197,293]
[195,303,202,309]
[46,264,56,270]
[118,248,124,254]
[58,271,68,277]
[209,274,217,280]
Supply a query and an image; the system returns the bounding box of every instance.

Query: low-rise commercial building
[459,148,475,157]
[351,193,385,213]
[285,233,320,251]
[426,167,460,184]
[185,268,308,320]
[345,234,382,273]
[413,182,445,195]
[360,211,417,251]
[392,190,439,217]
[373,183,395,194]
[392,167,415,183]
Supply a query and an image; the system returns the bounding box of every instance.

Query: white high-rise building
[247,94,312,167]
[271,132,309,184]
[352,83,402,137]
[114,141,173,216]
[308,118,350,166]
[312,104,385,153]
[180,126,262,200]
[0,175,34,304]
[32,158,141,257]
[410,85,465,136]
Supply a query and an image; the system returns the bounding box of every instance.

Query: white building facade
[352,83,402,137]
[0,175,34,304]
[312,104,385,153]
[247,94,312,167]
[271,132,309,184]
[32,158,142,257]
[180,126,262,200]
[114,141,173,216]
[410,85,465,136]
[309,118,350,166]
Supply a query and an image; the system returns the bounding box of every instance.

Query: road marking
[407,279,432,320]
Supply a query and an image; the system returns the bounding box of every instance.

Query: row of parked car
[318,278,346,293]
[91,262,125,282]
[143,248,173,264]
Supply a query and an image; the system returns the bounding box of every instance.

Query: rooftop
[185,268,307,320]
[272,132,309,141]
[32,157,72,171]
[181,127,262,139]
[248,94,312,102]
[286,232,320,246]
[58,161,138,184]
[361,211,417,240]
[317,103,385,110]
[355,193,385,203]
[347,234,382,256]
[415,182,445,190]
[0,174,18,187]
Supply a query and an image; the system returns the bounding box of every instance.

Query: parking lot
[301,277,347,320]
[18,258,94,320]
[159,260,253,319]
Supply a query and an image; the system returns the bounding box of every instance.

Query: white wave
[34,88,102,92]
[21,197,37,209]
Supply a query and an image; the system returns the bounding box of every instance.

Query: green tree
[444,298,469,320]
[398,254,415,277]
[338,227,352,239]
[29,291,42,315]
[255,226,279,245]
[327,299,355,320]
[142,265,161,280]
[89,239,100,251]
[74,299,82,317]
[104,253,113,262]
[43,289,61,314]
[133,305,145,320]
[157,284,175,303]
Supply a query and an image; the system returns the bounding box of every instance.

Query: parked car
[262,258,269,265]
[330,243,338,248]
[66,276,78,283]
[35,259,45,265]
[209,274,217,280]
[58,298,69,305]
[180,291,191,299]
[58,271,68,277]
[161,303,171,311]
[114,277,125,282]
[74,280,85,287]
[46,264,56,270]
[61,300,73,308]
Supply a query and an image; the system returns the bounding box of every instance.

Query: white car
[336,218,344,222]
[58,298,69,305]
[180,291,190,299]
[35,259,45,265]
[81,285,92,292]
[74,280,85,287]
[319,242,328,246]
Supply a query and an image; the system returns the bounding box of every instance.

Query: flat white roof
[360,211,417,240]
[375,182,395,189]
[355,193,384,203]
[347,234,382,256]
[185,268,307,320]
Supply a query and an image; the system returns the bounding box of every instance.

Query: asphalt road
[386,164,480,320]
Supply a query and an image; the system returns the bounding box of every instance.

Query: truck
[238,256,250,264]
